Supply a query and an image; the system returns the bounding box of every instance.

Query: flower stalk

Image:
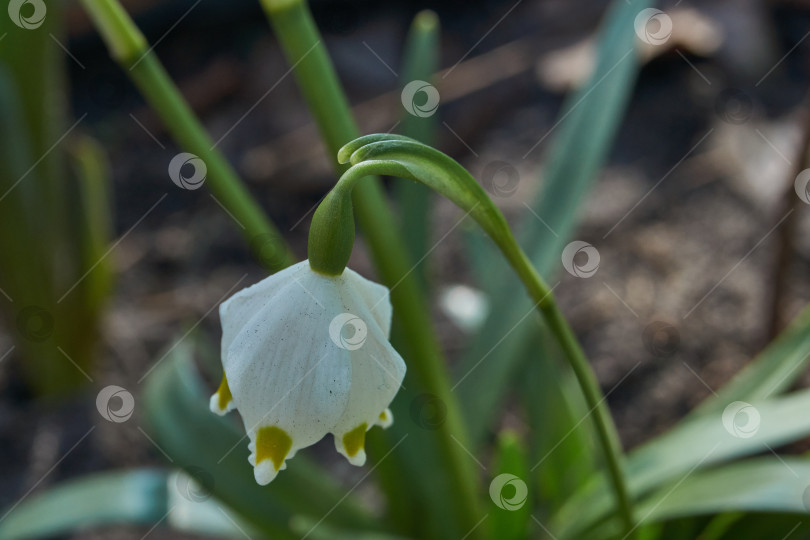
[321,134,636,536]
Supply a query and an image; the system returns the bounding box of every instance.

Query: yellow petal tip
[255,426,293,480]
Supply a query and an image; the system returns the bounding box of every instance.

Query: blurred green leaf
[67,136,114,314]
[396,9,440,283]
[553,388,810,537]
[290,515,414,540]
[0,469,167,540]
[0,469,261,540]
[700,513,810,540]
[142,338,377,538]
[456,0,654,448]
[521,328,596,514]
[636,458,810,523]
[489,430,531,540]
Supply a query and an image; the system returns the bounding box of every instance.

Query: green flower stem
[260,1,484,536]
[333,135,636,537]
[80,0,294,272]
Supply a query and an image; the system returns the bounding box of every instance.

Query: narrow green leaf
[396,9,440,280]
[0,470,167,540]
[552,388,810,537]
[636,458,810,522]
[489,430,532,540]
[0,469,261,540]
[521,329,596,513]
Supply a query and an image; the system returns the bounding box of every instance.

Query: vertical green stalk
[80,0,294,272]
[259,1,483,536]
[396,10,439,282]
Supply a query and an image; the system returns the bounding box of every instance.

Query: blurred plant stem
[0,1,110,396]
[80,0,294,272]
[259,0,483,536]
[396,10,440,287]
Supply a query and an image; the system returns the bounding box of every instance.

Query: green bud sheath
[308,188,355,275]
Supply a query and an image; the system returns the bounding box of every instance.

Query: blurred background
[1,0,809,538]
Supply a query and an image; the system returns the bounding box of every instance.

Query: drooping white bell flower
[210,260,406,485]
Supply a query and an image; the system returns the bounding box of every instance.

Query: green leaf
[454,0,655,447]
[395,9,440,281]
[521,329,596,513]
[489,430,532,540]
[693,303,810,417]
[0,470,167,540]
[290,515,413,540]
[141,338,376,538]
[0,469,261,540]
[552,388,810,537]
[636,458,810,522]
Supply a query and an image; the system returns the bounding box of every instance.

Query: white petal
[222,266,353,479]
[219,261,310,363]
[343,268,393,339]
[331,289,406,465]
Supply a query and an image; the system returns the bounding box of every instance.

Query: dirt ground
[1,0,809,538]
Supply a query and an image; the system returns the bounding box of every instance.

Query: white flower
[210,260,406,485]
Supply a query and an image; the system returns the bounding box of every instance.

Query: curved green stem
[326,135,636,536]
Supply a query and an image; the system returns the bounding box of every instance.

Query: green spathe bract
[308,188,356,276]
